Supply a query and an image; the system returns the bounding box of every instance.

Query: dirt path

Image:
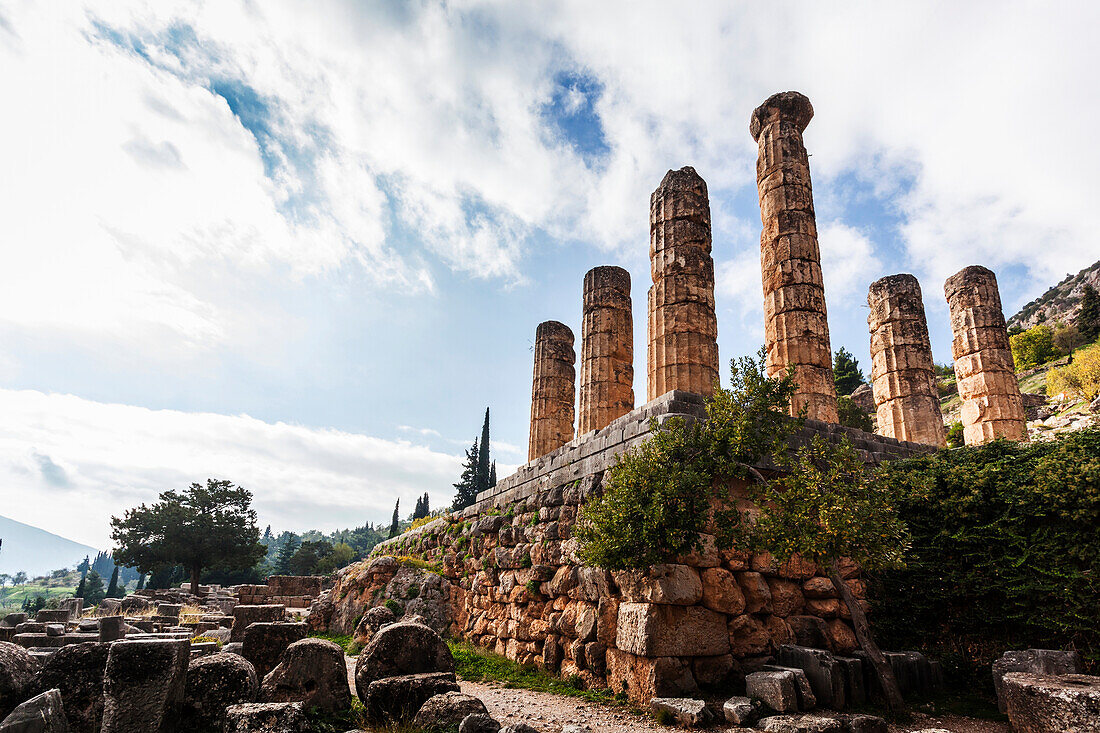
[461,680,1012,733]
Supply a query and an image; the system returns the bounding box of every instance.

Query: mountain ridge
[0,515,100,577]
[1008,259,1100,330]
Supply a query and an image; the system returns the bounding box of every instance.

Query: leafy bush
[1047,343,1100,400]
[871,429,1100,690]
[1010,325,1059,370]
[837,396,873,432]
[945,422,964,448]
[576,353,799,569]
[384,598,404,616]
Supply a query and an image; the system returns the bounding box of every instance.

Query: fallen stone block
[354,621,454,692]
[240,622,307,679]
[460,713,502,733]
[230,605,286,643]
[0,617,26,630]
[777,646,844,709]
[99,639,189,733]
[1002,672,1100,733]
[363,672,459,724]
[32,614,66,626]
[764,665,817,710]
[180,652,258,731]
[747,670,799,713]
[992,649,1083,712]
[0,688,69,732]
[411,692,489,732]
[30,642,109,733]
[0,642,40,719]
[755,713,845,732]
[833,713,888,733]
[259,638,350,713]
[723,695,757,725]
[649,697,709,727]
[223,701,309,732]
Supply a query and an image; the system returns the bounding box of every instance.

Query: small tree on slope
[738,435,910,714]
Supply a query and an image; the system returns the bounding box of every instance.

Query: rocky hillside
[1008,259,1100,330]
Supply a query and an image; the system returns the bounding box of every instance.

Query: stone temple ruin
[308,91,1037,718]
[0,91,1049,732]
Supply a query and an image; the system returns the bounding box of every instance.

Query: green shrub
[384,598,404,617]
[1010,325,1059,370]
[577,353,799,569]
[872,429,1100,692]
[837,395,873,432]
[945,422,964,448]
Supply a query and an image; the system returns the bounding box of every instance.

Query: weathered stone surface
[29,642,108,733]
[834,713,888,733]
[96,618,124,644]
[649,697,709,727]
[578,266,634,434]
[100,639,189,733]
[0,643,40,720]
[0,688,69,733]
[992,649,1082,713]
[1002,672,1100,733]
[259,638,350,712]
[737,572,773,614]
[612,565,702,605]
[747,670,800,713]
[353,604,396,648]
[230,605,286,643]
[700,567,746,614]
[241,622,307,680]
[777,645,844,710]
[223,701,309,732]
[944,266,1026,445]
[615,603,729,657]
[529,321,576,460]
[756,713,845,732]
[648,167,720,400]
[605,649,694,704]
[723,695,757,725]
[867,274,946,447]
[411,691,489,732]
[764,665,817,711]
[181,652,258,731]
[459,713,501,733]
[354,622,455,694]
[752,91,838,423]
[363,672,459,724]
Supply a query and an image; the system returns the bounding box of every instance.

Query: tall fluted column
[944,266,1026,445]
[647,167,720,401]
[578,266,634,434]
[751,91,839,423]
[528,321,576,461]
[868,274,946,447]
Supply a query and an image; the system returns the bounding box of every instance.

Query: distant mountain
[1009,259,1100,330]
[0,515,99,577]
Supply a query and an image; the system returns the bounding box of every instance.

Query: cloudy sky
[0,1,1097,550]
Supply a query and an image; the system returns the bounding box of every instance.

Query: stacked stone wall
[336,395,932,704]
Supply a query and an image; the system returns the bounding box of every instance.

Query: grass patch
[395,556,443,575]
[309,632,363,656]
[447,640,626,707]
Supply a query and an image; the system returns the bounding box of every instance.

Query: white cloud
[0,389,466,548]
[818,221,882,303]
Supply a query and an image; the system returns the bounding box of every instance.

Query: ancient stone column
[578,266,634,434]
[751,91,839,423]
[944,266,1026,445]
[528,320,576,461]
[647,166,720,401]
[867,274,946,447]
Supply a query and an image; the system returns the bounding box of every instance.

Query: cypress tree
[106,567,120,598]
[1078,284,1100,343]
[489,461,497,488]
[75,573,86,600]
[833,347,866,395]
[452,438,480,511]
[421,492,430,517]
[475,408,491,495]
[135,574,145,591]
[388,499,401,539]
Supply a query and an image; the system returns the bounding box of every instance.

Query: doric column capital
[750,91,814,141]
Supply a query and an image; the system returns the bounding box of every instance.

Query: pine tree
[1078,284,1100,343]
[833,347,866,396]
[106,567,120,598]
[273,536,300,575]
[261,525,274,547]
[83,570,106,605]
[452,438,480,511]
[489,461,497,488]
[388,499,401,539]
[475,408,492,495]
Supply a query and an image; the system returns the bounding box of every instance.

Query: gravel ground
[461,680,1012,733]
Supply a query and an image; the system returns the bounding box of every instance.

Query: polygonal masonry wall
[354,393,933,704]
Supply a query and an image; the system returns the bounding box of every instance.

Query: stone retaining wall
[329,393,931,704]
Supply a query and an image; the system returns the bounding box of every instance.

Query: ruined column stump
[944,266,1026,445]
[751,91,839,423]
[578,266,634,434]
[528,321,576,461]
[647,167,720,401]
[867,274,946,447]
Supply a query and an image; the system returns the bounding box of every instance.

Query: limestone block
[736,572,773,614]
[723,695,757,725]
[746,670,800,712]
[612,565,702,605]
[777,645,845,709]
[728,614,771,657]
[605,649,695,704]
[260,638,351,713]
[648,697,710,727]
[615,603,729,657]
[100,639,189,733]
[240,622,308,680]
[766,578,806,618]
[1002,672,1100,733]
[0,689,68,733]
[992,649,1083,713]
[700,568,746,614]
[0,643,40,720]
[230,605,286,643]
[32,641,109,733]
[223,702,309,733]
[180,652,259,731]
